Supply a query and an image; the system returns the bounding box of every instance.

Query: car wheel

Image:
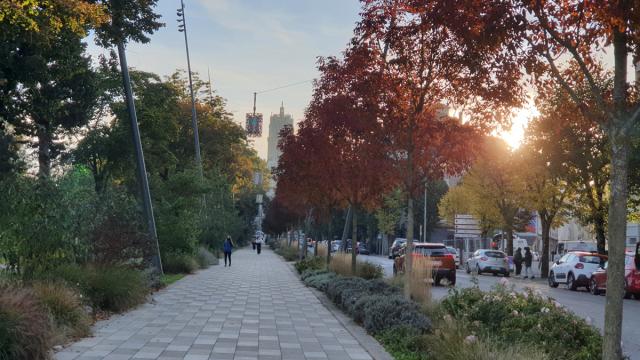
[434,275,442,286]
[466,263,471,274]
[504,272,510,278]
[548,272,559,288]
[567,273,577,291]
[624,280,632,299]
[589,278,601,295]
[476,264,482,275]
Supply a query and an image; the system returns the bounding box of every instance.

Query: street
[361,255,640,359]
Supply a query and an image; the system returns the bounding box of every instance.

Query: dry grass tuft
[407,256,433,304]
[329,252,353,277]
[317,243,328,258]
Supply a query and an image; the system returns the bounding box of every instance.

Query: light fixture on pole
[177,0,203,176]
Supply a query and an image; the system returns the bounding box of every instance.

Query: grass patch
[32,281,91,343]
[163,253,199,274]
[329,252,383,279]
[160,273,185,287]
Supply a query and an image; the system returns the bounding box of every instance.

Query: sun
[496,105,540,149]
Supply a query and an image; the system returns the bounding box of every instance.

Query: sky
[86,0,362,160]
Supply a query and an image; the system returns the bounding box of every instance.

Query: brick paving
[55,248,377,360]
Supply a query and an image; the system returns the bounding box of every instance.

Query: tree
[517,138,573,278]
[352,1,523,296]
[486,2,640,356]
[375,188,405,254]
[462,139,532,255]
[438,183,501,241]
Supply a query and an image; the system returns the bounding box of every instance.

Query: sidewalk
[56,248,376,360]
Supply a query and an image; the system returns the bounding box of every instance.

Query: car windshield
[579,255,602,264]
[414,246,448,256]
[446,247,456,254]
[485,251,506,258]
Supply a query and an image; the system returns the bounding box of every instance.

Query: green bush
[32,281,91,341]
[0,284,53,360]
[195,247,218,269]
[295,256,325,274]
[276,245,298,261]
[357,294,431,335]
[326,277,370,306]
[377,326,429,360]
[163,253,199,274]
[356,261,383,279]
[441,286,601,360]
[303,272,337,292]
[48,264,149,313]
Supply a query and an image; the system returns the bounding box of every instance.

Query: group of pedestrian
[513,247,535,279]
[222,232,266,268]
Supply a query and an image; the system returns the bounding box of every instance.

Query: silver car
[466,249,510,276]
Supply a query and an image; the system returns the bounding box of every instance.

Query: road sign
[454,214,481,238]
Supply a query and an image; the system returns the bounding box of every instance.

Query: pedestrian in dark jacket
[223,236,234,267]
[514,248,523,276]
[524,247,534,279]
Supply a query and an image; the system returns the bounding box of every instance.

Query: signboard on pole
[246,113,263,137]
[454,214,481,238]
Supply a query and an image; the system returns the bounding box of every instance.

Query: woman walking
[223,236,234,267]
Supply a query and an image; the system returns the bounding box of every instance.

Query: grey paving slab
[56,248,382,360]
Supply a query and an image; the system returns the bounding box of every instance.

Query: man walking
[256,233,264,254]
[524,247,534,279]
[514,247,523,277]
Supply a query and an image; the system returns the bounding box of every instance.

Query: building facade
[267,103,293,171]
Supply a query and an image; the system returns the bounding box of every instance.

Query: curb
[284,263,394,360]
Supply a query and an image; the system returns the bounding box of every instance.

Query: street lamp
[177,0,203,176]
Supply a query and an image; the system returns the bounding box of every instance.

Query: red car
[393,242,456,286]
[589,245,640,298]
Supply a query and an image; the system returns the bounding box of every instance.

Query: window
[415,246,448,256]
[485,251,506,258]
[559,254,570,263]
[579,255,602,264]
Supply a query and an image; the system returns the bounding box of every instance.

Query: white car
[548,251,607,290]
[466,249,509,276]
[446,246,460,268]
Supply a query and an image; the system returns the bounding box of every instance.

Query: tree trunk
[351,208,358,274]
[327,220,332,266]
[602,127,630,360]
[341,206,352,251]
[36,123,51,179]
[594,215,607,255]
[404,196,414,298]
[541,218,551,278]
[506,228,514,256]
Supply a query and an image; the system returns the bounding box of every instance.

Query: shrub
[32,281,91,342]
[329,253,353,276]
[441,286,601,360]
[295,256,325,274]
[357,294,431,335]
[300,269,328,281]
[0,284,53,360]
[275,241,299,261]
[356,261,383,280]
[377,326,429,360]
[163,253,199,274]
[303,272,337,292]
[48,264,149,313]
[326,277,369,306]
[195,247,218,269]
[407,255,434,304]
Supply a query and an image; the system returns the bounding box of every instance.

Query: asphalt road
[360,254,640,359]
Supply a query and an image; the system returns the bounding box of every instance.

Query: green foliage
[377,326,429,360]
[160,274,185,288]
[294,257,325,274]
[441,286,601,360]
[32,281,91,341]
[302,271,336,292]
[356,261,384,280]
[196,247,218,268]
[0,284,52,360]
[162,253,199,275]
[48,264,149,313]
[357,294,431,335]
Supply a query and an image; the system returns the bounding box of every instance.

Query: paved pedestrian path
[56,248,376,360]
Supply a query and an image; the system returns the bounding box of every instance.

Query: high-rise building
[267,102,293,170]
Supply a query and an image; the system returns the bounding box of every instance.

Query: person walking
[256,234,263,254]
[223,236,234,267]
[524,247,534,279]
[514,248,523,277]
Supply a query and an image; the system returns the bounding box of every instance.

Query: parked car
[331,240,342,253]
[389,238,407,259]
[446,246,460,268]
[548,251,607,290]
[357,243,370,255]
[466,249,509,277]
[393,243,456,285]
[589,252,640,298]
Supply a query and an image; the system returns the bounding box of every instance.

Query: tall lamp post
[177,0,203,176]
